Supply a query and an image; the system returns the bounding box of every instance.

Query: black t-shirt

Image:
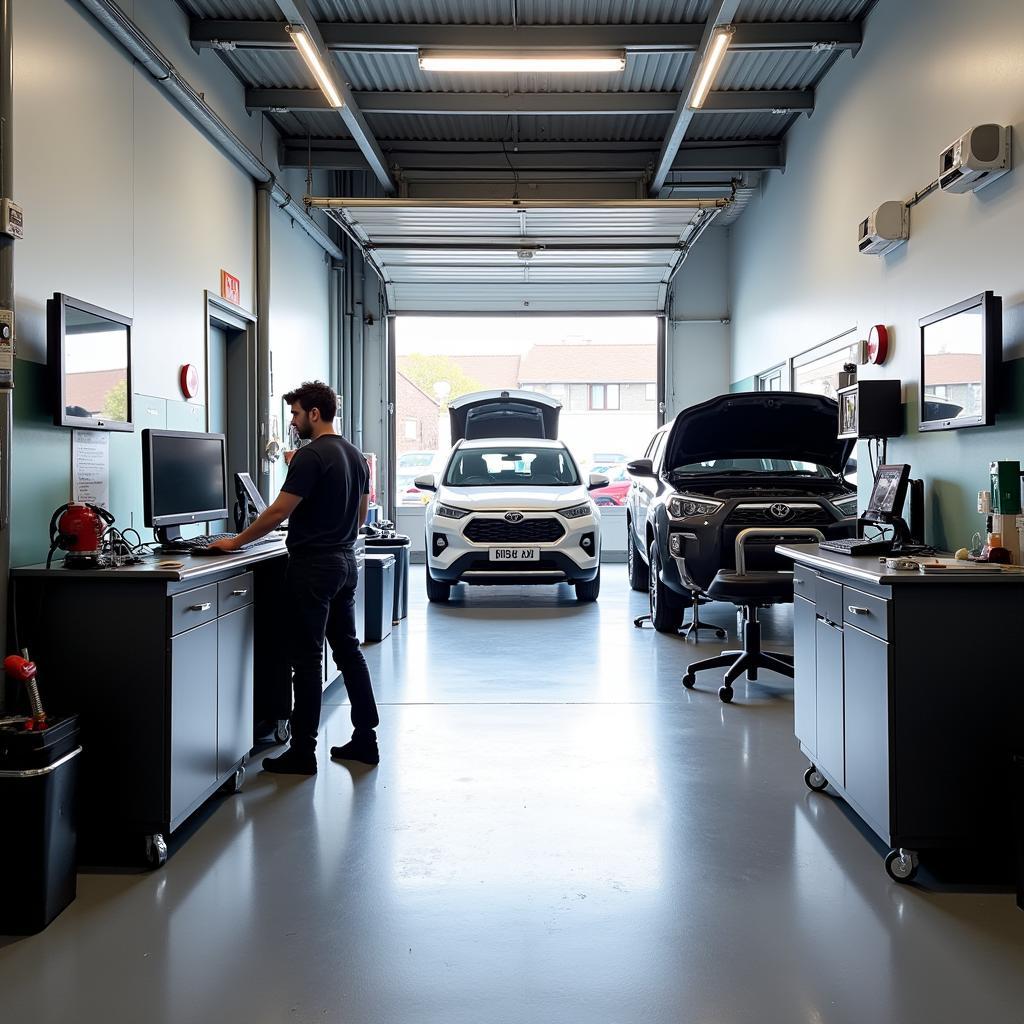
[280,434,369,553]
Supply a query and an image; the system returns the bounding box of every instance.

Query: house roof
[518,343,656,383]
[396,369,441,406]
[925,354,983,386]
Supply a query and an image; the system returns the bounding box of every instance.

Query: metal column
[0,0,14,685]
[255,183,271,496]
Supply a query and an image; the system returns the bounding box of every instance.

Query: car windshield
[671,458,833,477]
[445,446,580,487]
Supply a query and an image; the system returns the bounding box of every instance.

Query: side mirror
[626,458,655,479]
[413,473,437,491]
[587,473,610,490]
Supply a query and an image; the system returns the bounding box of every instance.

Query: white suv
[417,432,605,604]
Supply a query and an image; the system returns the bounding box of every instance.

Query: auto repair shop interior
[1,0,1023,1021]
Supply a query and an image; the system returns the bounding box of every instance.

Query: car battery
[0,715,81,934]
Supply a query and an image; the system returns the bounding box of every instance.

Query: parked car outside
[589,463,631,506]
[625,392,857,631]
[397,450,446,505]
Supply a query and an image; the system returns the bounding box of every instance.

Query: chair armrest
[734,527,825,575]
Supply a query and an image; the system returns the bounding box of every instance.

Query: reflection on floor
[1,569,1022,1023]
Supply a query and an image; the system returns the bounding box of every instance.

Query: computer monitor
[233,471,267,531]
[142,429,228,543]
[865,463,911,520]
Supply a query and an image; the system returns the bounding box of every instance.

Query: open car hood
[664,392,854,473]
[449,389,560,442]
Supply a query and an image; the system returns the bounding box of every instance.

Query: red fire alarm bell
[180,363,200,399]
[867,324,889,365]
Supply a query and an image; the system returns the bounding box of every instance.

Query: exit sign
[220,269,241,305]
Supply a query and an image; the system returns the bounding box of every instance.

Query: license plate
[489,547,539,561]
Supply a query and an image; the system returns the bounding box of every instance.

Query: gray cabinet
[814,618,845,786]
[218,606,255,776]
[792,595,817,755]
[843,624,890,834]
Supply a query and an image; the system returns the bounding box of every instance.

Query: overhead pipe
[255,183,272,496]
[76,0,342,261]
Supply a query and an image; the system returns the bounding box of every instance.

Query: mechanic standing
[208,380,380,774]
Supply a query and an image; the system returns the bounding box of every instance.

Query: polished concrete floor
[2,569,1022,1023]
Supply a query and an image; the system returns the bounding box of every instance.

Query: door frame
[204,291,260,492]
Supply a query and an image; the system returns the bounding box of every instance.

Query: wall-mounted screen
[919,291,1000,432]
[47,293,133,431]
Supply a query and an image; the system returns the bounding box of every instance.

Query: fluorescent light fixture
[689,25,735,110]
[287,25,343,108]
[418,49,626,73]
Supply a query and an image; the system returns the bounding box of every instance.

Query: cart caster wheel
[804,766,828,792]
[718,684,734,703]
[715,629,727,639]
[682,672,696,689]
[222,764,245,794]
[274,719,291,744]
[144,833,168,869]
[884,848,919,883]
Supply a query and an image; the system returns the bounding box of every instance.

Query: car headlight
[558,502,593,519]
[668,495,723,520]
[833,494,858,516]
[436,503,470,520]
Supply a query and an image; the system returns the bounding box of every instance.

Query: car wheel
[648,540,684,633]
[426,572,450,603]
[627,519,649,592]
[575,568,600,603]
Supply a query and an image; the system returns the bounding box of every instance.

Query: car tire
[648,540,685,633]
[627,520,649,592]
[575,568,600,603]
[426,572,450,603]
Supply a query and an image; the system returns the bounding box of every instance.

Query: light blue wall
[730,0,1024,550]
[10,0,334,563]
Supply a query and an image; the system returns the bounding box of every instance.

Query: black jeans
[286,549,378,755]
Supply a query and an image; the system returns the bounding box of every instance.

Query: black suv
[626,392,857,632]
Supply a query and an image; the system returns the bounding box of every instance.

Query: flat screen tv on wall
[918,290,1001,432]
[47,292,133,431]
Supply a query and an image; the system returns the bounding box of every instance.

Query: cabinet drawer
[792,565,816,602]
[843,586,889,641]
[816,576,844,626]
[218,572,254,613]
[170,583,219,636]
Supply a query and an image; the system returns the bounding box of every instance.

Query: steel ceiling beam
[650,0,743,196]
[281,140,784,172]
[249,88,812,115]
[272,0,395,193]
[191,19,861,54]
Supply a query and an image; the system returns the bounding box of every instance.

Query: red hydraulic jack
[3,651,48,729]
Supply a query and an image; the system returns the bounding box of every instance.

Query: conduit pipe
[0,0,12,682]
[76,0,342,261]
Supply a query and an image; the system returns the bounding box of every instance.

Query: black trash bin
[0,715,81,934]
[364,534,410,621]
[363,553,396,643]
[1014,753,1024,911]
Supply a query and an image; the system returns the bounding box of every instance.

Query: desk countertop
[776,543,1024,587]
[12,539,289,583]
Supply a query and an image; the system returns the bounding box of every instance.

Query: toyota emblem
[504,511,524,523]
[769,503,792,521]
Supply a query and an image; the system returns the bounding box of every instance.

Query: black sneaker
[262,749,317,775]
[330,737,380,766]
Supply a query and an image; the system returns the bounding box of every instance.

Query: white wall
[730,0,1024,549]
[666,227,731,419]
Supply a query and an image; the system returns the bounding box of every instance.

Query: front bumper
[426,510,600,585]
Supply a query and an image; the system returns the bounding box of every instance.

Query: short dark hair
[284,381,338,422]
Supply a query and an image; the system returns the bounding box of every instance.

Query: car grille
[463,517,566,543]
[728,505,832,525]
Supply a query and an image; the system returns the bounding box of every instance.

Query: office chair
[683,527,824,703]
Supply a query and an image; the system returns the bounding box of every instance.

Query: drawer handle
[188,602,212,612]
[230,589,249,597]
[794,578,805,585]
[848,605,870,615]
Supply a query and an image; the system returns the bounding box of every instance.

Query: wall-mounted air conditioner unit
[857,201,908,256]
[938,124,1011,194]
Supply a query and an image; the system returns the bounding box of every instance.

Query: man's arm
[208,491,301,552]
[359,493,369,527]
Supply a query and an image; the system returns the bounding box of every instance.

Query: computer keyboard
[161,533,283,556]
[819,536,894,557]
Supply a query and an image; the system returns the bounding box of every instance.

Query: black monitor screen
[143,430,227,527]
[865,463,910,518]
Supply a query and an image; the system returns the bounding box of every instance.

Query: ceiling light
[287,25,343,108]
[418,50,626,73]
[689,26,735,110]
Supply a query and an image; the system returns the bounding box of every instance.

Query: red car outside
[590,464,632,506]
